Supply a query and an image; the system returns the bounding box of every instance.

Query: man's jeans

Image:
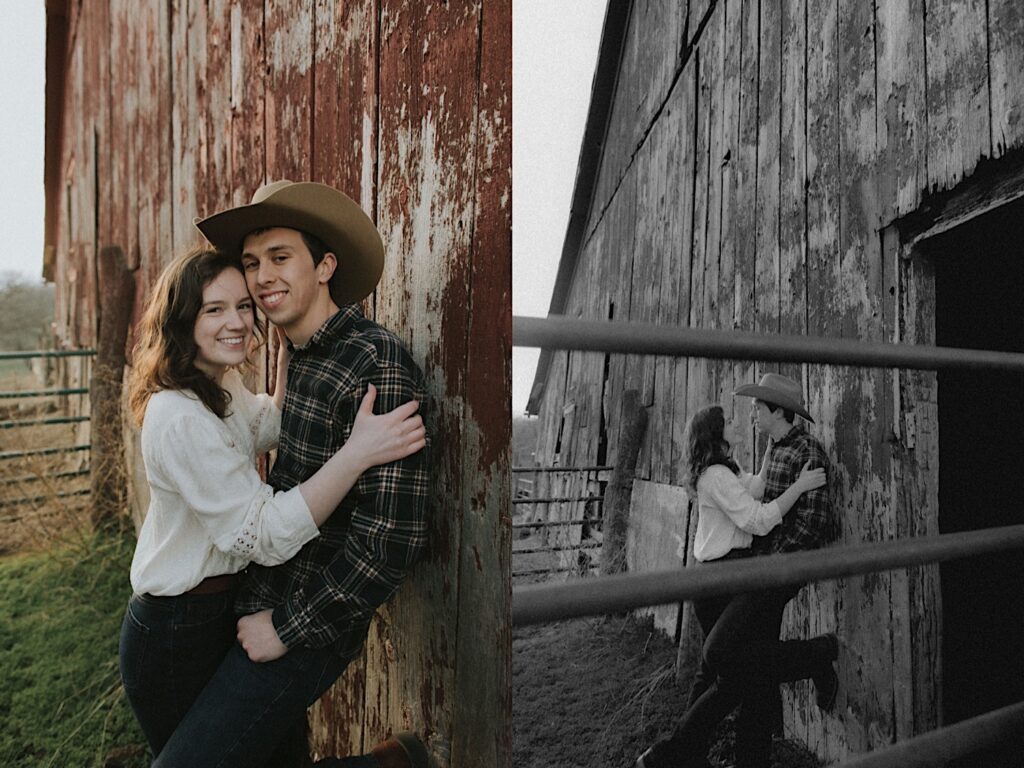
[119,591,238,756]
[151,641,366,768]
[652,584,834,768]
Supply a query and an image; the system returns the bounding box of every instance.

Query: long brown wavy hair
[683,405,740,492]
[127,247,263,425]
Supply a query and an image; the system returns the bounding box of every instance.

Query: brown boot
[369,732,431,768]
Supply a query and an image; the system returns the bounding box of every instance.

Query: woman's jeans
[118,590,238,757]
[650,554,835,768]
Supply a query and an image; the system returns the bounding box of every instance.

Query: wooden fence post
[601,389,648,576]
[90,246,135,529]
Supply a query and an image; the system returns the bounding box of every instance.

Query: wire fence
[512,314,1024,765]
[511,465,609,579]
[0,350,94,528]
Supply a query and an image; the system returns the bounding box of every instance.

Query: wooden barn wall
[47,1,510,765]
[534,0,1024,761]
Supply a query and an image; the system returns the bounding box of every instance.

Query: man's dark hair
[764,400,796,424]
[245,227,331,266]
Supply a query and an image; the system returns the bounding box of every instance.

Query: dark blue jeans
[656,584,834,768]
[151,639,368,768]
[119,591,238,757]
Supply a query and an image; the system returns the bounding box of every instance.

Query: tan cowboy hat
[194,180,384,306]
[734,373,814,423]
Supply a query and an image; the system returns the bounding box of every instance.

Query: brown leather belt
[185,573,240,596]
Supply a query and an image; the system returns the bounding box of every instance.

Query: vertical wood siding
[48,2,510,765]
[533,0,1022,760]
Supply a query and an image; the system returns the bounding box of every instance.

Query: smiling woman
[118,247,427,759]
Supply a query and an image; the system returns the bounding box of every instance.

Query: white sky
[0,2,46,283]
[0,2,607,415]
[513,0,606,416]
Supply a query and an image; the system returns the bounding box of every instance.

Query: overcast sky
[0,3,46,284]
[0,2,606,415]
[513,1,606,416]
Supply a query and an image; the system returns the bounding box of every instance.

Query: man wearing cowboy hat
[718,372,838,768]
[152,181,432,768]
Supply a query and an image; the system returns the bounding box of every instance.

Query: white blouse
[692,465,782,562]
[130,370,319,596]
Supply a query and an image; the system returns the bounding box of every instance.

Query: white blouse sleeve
[701,467,782,536]
[737,471,766,500]
[225,371,280,455]
[150,412,317,566]
[250,392,281,455]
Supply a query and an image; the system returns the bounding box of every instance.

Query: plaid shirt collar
[290,303,362,354]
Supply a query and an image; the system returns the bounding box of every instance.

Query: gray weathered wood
[601,389,648,576]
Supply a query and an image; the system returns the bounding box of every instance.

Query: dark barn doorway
[929,197,1024,734]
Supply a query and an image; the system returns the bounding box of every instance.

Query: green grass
[0,532,148,767]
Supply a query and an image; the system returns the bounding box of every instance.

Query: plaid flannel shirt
[236,305,430,658]
[752,424,833,555]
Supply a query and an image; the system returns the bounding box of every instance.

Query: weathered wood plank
[640,75,688,486]
[833,0,892,759]
[109,0,140,268]
[686,27,717,432]
[228,1,266,207]
[875,0,926,222]
[753,0,781,351]
[804,0,843,755]
[626,479,688,634]
[989,0,1024,157]
[601,169,638,476]
[669,65,698,488]
[265,0,313,180]
[701,1,726,400]
[170,0,208,250]
[312,0,377,207]
[775,0,815,747]
[205,0,232,217]
[454,0,511,758]
[895,250,941,737]
[728,0,759,431]
[924,0,989,192]
[135,0,173,306]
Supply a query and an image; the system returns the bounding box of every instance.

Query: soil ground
[513,613,822,768]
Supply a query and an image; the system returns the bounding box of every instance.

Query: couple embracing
[638,374,840,768]
[119,181,432,768]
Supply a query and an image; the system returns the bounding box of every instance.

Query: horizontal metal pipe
[512,518,595,530]
[513,565,599,578]
[512,524,1024,626]
[511,466,612,473]
[1,468,90,485]
[0,445,91,461]
[0,388,89,399]
[0,488,90,508]
[512,496,604,504]
[0,349,96,360]
[513,542,603,556]
[0,415,90,430]
[838,701,1024,768]
[513,315,1024,372]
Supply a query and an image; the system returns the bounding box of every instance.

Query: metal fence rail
[512,465,612,473]
[0,349,96,360]
[513,523,1024,626]
[0,445,91,461]
[0,387,89,399]
[514,315,1024,372]
[838,700,1024,767]
[0,415,90,430]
